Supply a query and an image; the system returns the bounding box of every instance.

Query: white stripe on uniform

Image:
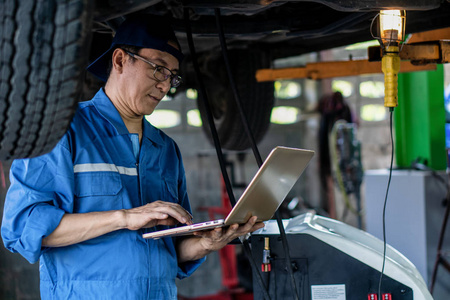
[73,163,137,176]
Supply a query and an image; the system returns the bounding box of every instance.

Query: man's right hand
[122,201,193,230]
[42,201,193,248]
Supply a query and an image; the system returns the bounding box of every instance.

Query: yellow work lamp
[379,10,406,108]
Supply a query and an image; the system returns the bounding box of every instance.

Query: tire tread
[0,0,92,160]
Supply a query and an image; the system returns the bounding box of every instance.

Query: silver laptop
[142,146,314,239]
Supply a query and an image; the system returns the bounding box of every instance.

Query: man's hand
[42,201,193,247]
[194,216,264,252]
[176,216,265,263]
[122,201,193,230]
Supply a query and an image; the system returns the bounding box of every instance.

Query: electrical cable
[369,13,384,50]
[183,8,271,300]
[214,8,300,300]
[378,107,394,299]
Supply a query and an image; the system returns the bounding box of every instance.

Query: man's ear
[111,48,126,74]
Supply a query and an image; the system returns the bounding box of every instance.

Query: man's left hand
[193,216,265,252]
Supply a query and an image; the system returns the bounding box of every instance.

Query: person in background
[317,91,355,218]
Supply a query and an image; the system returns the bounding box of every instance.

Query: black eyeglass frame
[122,49,182,88]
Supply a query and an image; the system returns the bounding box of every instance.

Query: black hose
[183,8,271,300]
[214,8,300,300]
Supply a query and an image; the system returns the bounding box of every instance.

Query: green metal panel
[395,64,446,170]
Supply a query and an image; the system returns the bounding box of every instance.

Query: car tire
[0,0,92,160]
[197,49,274,151]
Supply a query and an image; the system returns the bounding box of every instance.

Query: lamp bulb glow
[380,10,405,43]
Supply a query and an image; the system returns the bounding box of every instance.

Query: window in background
[270,106,300,124]
[360,104,387,121]
[162,94,173,101]
[360,81,385,98]
[332,80,353,97]
[275,80,301,99]
[345,40,379,51]
[187,109,202,127]
[145,110,181,128]
[186,89,198,100]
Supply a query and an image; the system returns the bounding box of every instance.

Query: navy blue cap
[87,15,184,82]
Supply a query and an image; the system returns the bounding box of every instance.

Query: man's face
[120,47,179,117]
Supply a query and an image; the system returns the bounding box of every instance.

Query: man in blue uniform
[1,15,263,299]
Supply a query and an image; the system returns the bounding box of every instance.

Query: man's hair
[106,44,142,81]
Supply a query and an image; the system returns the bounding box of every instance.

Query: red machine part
[368,293,392,300]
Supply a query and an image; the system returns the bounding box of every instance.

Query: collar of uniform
[92,88,164,145]
[142,118,164,146]
[91,88,130,135]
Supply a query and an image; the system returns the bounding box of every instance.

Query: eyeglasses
[123,50,182,88]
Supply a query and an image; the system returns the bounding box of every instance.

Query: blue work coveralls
[1,89,204,299]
